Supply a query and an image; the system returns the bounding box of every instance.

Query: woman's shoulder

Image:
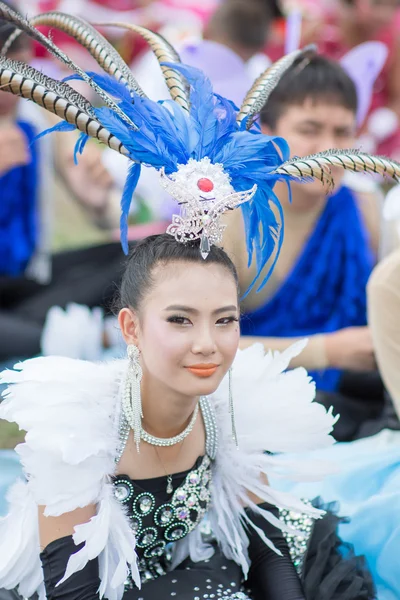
[0,356,127,499]
[0,355,126,428]
[212,340,337,455]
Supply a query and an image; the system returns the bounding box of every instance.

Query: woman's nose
[191,326,217,356]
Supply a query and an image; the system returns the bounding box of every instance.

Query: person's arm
[239,333,328,370]
[245,503,305,600]
[354,189,382,259]
[222,199,376,373]
[244,484,305,600]
[0,123,30,176]
[39,505,101,600]
[367,249,400,417]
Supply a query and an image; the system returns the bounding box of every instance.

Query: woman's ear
[118,308,141,348]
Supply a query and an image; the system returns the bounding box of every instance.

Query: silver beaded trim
[115,396,218,463]
[140,403,200,447]
[200,396,218,460]
[279,499,315,575]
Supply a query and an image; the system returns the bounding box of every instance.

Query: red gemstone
[197,178,214,192]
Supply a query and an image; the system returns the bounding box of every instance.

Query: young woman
[0,3,398,598]
[0,234,374,600]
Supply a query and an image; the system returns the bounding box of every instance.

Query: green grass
[0,421,24,449]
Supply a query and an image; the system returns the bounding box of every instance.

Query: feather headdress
[1,3,400,289]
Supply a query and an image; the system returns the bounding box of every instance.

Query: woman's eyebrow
[164,305,238,315]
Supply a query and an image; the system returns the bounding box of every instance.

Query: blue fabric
[0,120,39,277]
[240,186,375,391]
[269,430,400,600]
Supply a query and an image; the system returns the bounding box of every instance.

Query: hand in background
[0,124,30,176]
[59,141,114,214]
[325,326,377,372]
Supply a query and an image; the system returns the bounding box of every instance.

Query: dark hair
[0,1,31,53]
[118,234,240,311]
[205,0,272,52]
[260,54,358,130]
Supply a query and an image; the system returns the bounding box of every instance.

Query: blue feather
[33,121,76,143]
[63,71,133,104]
[120,162,141,254]
[73,132,90,165]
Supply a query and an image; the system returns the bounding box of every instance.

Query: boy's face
[262,97,357,202]
[0,48,32,120]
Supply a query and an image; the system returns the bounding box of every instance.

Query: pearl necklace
[140,402,199,447]
[116,397,217,463]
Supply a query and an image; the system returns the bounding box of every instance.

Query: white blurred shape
[41,303,104,360]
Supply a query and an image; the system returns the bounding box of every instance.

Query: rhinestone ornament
[280,499,315,575]
[114,398,218,588]
[197,177,214,192]
[160,158,257,259]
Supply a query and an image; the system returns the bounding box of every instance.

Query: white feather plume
[0,341,338,592]
[0,356,140,599]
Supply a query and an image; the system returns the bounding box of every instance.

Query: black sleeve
[40,535,101,600]
[245,503,306,600]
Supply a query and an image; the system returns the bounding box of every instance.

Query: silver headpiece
[160,158,256,258]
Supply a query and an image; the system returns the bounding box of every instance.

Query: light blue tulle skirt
[271,429,400,600]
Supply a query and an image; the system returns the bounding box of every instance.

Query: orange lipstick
[186,363,219,378]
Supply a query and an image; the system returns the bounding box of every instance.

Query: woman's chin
[183,375,224,397]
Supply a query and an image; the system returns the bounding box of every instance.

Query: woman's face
[119,260,240,399]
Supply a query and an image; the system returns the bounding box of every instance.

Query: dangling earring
[123,344,143,452]
[228,368,238,448]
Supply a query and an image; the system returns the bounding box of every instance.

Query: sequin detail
[114,455,212,583]
[280,499,315,575]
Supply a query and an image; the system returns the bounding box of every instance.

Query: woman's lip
[186,366,218,378]
[187,364,219,368]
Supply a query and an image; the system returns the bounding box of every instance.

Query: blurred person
[0,1,126,362]
[368,246,400,418]
[224,55,386,441]
[267,0,400,158]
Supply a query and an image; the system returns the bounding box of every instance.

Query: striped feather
[27,12,146,98]
[0,56,129,156]
[270,149,400,188]
[96,22,190,113]
[237,45,316,130]
[0,1,137,129]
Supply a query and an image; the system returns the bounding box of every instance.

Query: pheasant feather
[96,22,190,113]
[237,45,316,129]
[22,12,145,97]
[270,149,400,188]
[0,1,137,129]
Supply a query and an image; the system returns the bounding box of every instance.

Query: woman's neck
[140,375,199,439]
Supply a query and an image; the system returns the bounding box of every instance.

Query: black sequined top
[112,454,212,584]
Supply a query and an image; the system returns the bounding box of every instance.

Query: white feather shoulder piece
[0,356,139,600]
[174,341,339,574]
[0,342,339,594]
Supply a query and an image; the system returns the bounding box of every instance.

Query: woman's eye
[167,315,191,325]
[216,316,239,326]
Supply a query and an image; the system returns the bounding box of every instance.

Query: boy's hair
[260,55,358,129]
[205,0,272,52]
[0,1,31,53]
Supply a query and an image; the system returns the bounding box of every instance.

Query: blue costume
[270,429,400,600]
[240,185,375,391]
[0,120,38,277]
